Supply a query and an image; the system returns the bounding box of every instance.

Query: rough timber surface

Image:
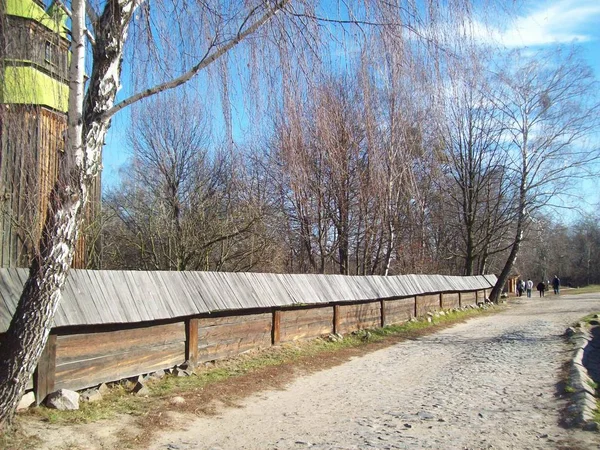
[54,322,185,391]
[337,301,382,334]
[416,294,441,316]
[383,297,416,325]
[461,291,477,306]
[442,293,460,309]
[279,307,334,342]
[0,269,497,331]
[197,313,272,362]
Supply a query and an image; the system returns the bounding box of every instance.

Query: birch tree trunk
[0,0,139,429]
[0,0,89,426]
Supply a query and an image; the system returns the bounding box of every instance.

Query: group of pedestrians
[516,276,561,298]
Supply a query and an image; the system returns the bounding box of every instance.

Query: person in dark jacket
[537,281,546,297]
[552,276,560,295]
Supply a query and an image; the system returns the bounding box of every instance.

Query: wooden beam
[272,310,281,345]
[185,318,199,367]
[439,293,443,310]
[413,296,418,318]
[333,305,341,334]
[380,300,386,327]
[34,333,56,405]
[458,292,462,308]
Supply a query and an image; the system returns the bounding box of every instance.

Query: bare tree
[489,48,600,302]
[438,59,514,275]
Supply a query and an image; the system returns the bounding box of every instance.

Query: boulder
[564,327,577,337]
[150,369,166,380]
[45,389,80,410]
[17,391,36,411]
[170,396,186,406]
[133,381,151,396]
[98,383,110,394]
[80,389,103,403]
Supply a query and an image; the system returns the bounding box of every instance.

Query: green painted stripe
[1,65,68,112]
[6,0,69,38]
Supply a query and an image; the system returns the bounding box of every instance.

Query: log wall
[416,294,441,317]
[441,293,460,310]
[460,291,477,306]
[279,307,333,343]
[53,322,185,392]
[197,313,272,362]
[383,297,415,325]
[337,301,382,334]
[27,288,490,402]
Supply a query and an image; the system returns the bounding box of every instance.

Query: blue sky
[101,0,600,209]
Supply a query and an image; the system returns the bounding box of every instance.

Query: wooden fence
[29,288,488,404]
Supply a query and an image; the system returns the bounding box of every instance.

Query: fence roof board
[0,269,497,332]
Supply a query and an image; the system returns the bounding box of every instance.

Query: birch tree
[0,0,290,428]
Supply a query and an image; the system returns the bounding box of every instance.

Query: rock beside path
[45,389,79,410]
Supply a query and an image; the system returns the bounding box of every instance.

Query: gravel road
[150,294,600,450]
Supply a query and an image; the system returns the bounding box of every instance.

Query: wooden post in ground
[380,300,386,327]
[333,305,341,334]
[185,318,199,367]
[34,334,56,405]
[272,310,281,345]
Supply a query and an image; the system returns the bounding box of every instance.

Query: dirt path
[147,294,600,450]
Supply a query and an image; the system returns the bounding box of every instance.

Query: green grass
[20,304,495,427]
[564,285,600,295]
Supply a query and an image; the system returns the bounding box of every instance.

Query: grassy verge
[563,285,600,295]
[6,304,498,449]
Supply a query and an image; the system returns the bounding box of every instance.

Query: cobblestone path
[151,294,600,450]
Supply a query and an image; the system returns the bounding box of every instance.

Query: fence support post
[185,318,199,367]
[34,333,56,405]
[272,310,281,345]
[333,304,341,334]
[439,293,444,310]
[414,296,418,318]
[458,292,462,308]
[380,300,386,327]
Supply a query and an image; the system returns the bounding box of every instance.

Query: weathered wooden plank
[416,294,441,317]
[384,297,415,325]
[54,342,185,391]
[55,322,184,365]
[461,291,477,306]
[197,313,272,360]
[337,302,381,334]
[279,307,333,342]
[198,319,272,341]
[34,334,56,405]
[441,292,460,310]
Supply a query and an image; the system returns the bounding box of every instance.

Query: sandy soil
[146,294,600,450]
[21,293,600,450]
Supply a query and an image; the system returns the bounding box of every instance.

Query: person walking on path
[537,281,546,297]
[517,280,524,297]
[552,276,560,295]
[526,279,533,298]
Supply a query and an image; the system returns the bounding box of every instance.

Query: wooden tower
[0,0,99,268]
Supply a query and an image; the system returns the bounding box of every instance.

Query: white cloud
[480,0,600,48]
